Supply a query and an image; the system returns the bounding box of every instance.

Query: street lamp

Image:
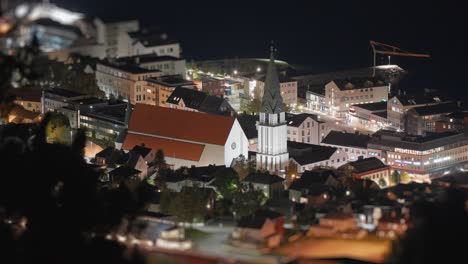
[233,70,238,75]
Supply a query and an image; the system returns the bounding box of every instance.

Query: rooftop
[412,102,461,116]
[237,114,259,140]
[331,77,387,90]
[146,76,193,86]
[127,104,236,146]
[117,54,183,64]
[347,157,388,174]
[128,30,179,47]
[9,88,42,102]
[288,141,339,166]
[352,102,387,112]
[322,131,371,149]
[243,172,285,185]
[286,113,321,127]
[98,60,161,74]
[44,88,84,98]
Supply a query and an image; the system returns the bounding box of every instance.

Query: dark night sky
[54,0,468,95]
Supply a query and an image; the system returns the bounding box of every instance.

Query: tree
[400,171,411,183]
[160,185,210,224]
[211,168,240,200]
[45,113,71,144]
[379,178,387,187]
[231,184,266,219]
[150,149,167,172]
[391,170,401,185]
[285,160,298,187]
[296,207,317,227]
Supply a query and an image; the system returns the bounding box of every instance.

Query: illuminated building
[255,75,298,106]
[286,113,327,145]
[368,130,468,182]
[406,102,461,135]
[324,77,389,118]
[256,47,289,172]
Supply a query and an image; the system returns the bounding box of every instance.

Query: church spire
[261,42,284,114]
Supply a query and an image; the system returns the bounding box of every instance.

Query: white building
[286,113,328,145]
[321,131,372,162]
[256,76,298,106]
[126,31,181,58]
[256,48,289,173]
[288,141,348,173]
[122,104,248,169]
[117,53,186,76]
[325,78,389,118]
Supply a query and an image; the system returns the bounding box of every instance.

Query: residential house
[134,75,195,107]
[288,141,348,173]
[321,131,371,161]
[340,157,391,188]
[109,166,142,185]
[286,113,327,145]
[166,87,235,116]
[242,172,285,198]
[406,102,461,135]
[10,88,42,113]
[288,169,341,204]
[127,30,181,58]
[117,53,186,76]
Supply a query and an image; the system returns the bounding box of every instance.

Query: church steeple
[261,43,284,114]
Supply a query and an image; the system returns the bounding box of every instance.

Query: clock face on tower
[231,142,237,150]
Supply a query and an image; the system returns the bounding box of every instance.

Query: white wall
[224,119,249,166]
[132,42,181,58]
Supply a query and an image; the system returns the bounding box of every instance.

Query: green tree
[160,185,210,224]
[285,160,298,187]
[150,149,167,172]
[391,170,401,184]
[231,184,266,219]
[296,207,317,227]
[45,113,71,144]
[211,168,240,200]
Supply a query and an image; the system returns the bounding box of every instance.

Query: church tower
[256,45,289,173]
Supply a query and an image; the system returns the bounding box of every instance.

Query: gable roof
[392,94,449,106]
[109,166,141,179]
[288,141,338,166]
[412,102,461,116]
[243,172,285,185]
[123,133,205,161]
[348,157,388,174]
[237,114,259,140]
[128,104,235,145]
[322,131,370,149]
[331,77,387,90]
[286,113,320,127]
[130,145,152,158]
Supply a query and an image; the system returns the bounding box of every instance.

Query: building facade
[286,113,327,145]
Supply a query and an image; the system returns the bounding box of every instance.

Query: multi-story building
[166,87,235,116]
[406,102,461,135]
[79,102,130,140]
[256,76,298,106]
[193,75,226,97]
[321,131,372,161]
[286,113,327,145]
[347,102,389,131]
[116,54,186,76]
[100,19,140,58]
[95,60,162,102]
[368,130,468,182]
[386,93,449,131]
[325,78,389,118]
[41,88,88,113]
[10,88,42,113]
[340,157,391,188]
[306,90,327,112]
[134,75,195,107]
[56,97,109,128]
[126,31,181,58]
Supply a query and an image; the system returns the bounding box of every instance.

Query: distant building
[242,172,285,198]
[79,101,130,139]
[122,104,248,169]
[321,131,372,161]
[387,94,449,131]
[368,130,468,182]
[117,53,186,76]
[286,113,327,145]
[288,169,340,203]
[134,75,194,107]
[256,75,298,106]
[288,141,348,173]
[324,78,389,118]
[95,60,162,102]
[41,88,88,113]
[406,102,461,135]
[193,75,226,97]
[9,88,42,113]
[340,157,391,188]
[126,30,181,58]
[166,87,235,116]
[347,102,389,130]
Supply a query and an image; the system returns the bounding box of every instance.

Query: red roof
[123,133,205,161]
[129,104,235,146]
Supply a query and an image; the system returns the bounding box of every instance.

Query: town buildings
[116,53,186,76]
[166,87,235,116]
[321,131,372,161]
[133,75,194,107]
[286,113,327,145]
[368,130,468,182]
[340,157,391,188]
[288,141,348,173]
[406,102,461,135]
[256,75,298,106]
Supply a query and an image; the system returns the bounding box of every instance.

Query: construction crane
[370,40,430,76]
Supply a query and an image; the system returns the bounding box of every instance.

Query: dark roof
[434,172,468,185]
[98,60,161,74]
[166,87,233,115]
[322,131,371,149]
[166,87,207,109]
[286,113,319,127]
[164,173,188,183]
[412,102,461,116]
[332,77,387,90]
[288,141,338,165]
[45,88,84,98]
[347,157,388,174]
[131,145,152,158]
[117,54,183,64]
[372,111,387,118]
[261,50,284,114]
[188,165,225,182]
[95,146,114,158]
[146,76,194,86]
[243,172,285,185]
[352,102,387,112]
[109,166,141,179]
[70,97,107,105]
[33,18,83,36]
[289,169,339,191]
[393,94,449,106]
[237,114,259,139]
[9,88,42,102]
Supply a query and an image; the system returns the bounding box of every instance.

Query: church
[122,104,248,169]
[256,47,289,173]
